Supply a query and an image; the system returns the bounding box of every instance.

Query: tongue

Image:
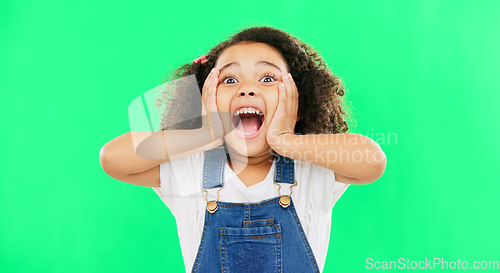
[237,116,260,134]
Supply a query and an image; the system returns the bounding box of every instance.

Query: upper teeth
[233,107,264,116]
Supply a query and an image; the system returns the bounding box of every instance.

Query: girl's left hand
[267,73,299,148]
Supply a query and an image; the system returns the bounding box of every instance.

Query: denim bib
[192,146,320,273]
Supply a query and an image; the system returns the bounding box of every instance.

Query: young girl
[100,26,386,273]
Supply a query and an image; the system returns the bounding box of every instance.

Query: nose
[238,90,255,97]
[236,79,260,98]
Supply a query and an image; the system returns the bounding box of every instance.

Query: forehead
[215,42,288,70]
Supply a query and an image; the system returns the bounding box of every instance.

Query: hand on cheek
[266,73,299,148]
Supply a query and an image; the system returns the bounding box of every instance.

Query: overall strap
[273,152,295,184]
[202,145,295,190]
[202,146,227,190]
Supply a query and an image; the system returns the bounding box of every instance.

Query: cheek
[216,91,231,112]
[264,92,280,122]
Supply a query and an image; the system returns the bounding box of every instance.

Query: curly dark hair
[157,26,352,135]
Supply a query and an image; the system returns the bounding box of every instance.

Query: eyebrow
[218,61,282,73]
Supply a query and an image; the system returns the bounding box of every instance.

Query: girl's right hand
[201,68,224,143]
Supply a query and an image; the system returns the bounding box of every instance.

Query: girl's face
[214,42,290,158]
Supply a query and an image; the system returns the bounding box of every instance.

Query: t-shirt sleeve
[152,151,204,215]
[329,170,349,210]
[303,161,350,211]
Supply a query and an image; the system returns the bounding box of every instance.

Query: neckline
[224,159,276,190]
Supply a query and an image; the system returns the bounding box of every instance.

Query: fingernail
[288,73,292,78]
[283,74,288,80]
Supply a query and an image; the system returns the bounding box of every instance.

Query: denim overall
[191,146,320,273]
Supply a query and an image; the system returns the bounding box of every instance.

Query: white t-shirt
[152,151,349,273]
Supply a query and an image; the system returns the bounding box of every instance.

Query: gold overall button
[279,196,291,208]
[207,201,218,213]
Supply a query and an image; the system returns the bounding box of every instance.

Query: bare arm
[271,133,386,184]
[99,127,222,187]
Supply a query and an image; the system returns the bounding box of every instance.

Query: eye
[260,73,277,83]
[221,75,238,84]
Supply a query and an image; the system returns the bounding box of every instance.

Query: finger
[288,73,298,100]
[202,68,215,103]
[282,74,293,114]
[288,73,299,113]
[208,68,219,97]
[269,82,286,137]
[281,74,290,101]
[278,82,286,105]
[206,69,220,118]
[201,69,216,115]
[207,69,219,110]
[285,73,295,99]
[205,69,218,140]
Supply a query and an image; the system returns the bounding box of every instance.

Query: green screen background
[1,0,499,272]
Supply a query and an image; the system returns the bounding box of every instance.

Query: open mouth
[232,107,265,139]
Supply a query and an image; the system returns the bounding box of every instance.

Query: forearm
[101,127,221,176]
[135,127,222,161]
[272,133,386,184]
